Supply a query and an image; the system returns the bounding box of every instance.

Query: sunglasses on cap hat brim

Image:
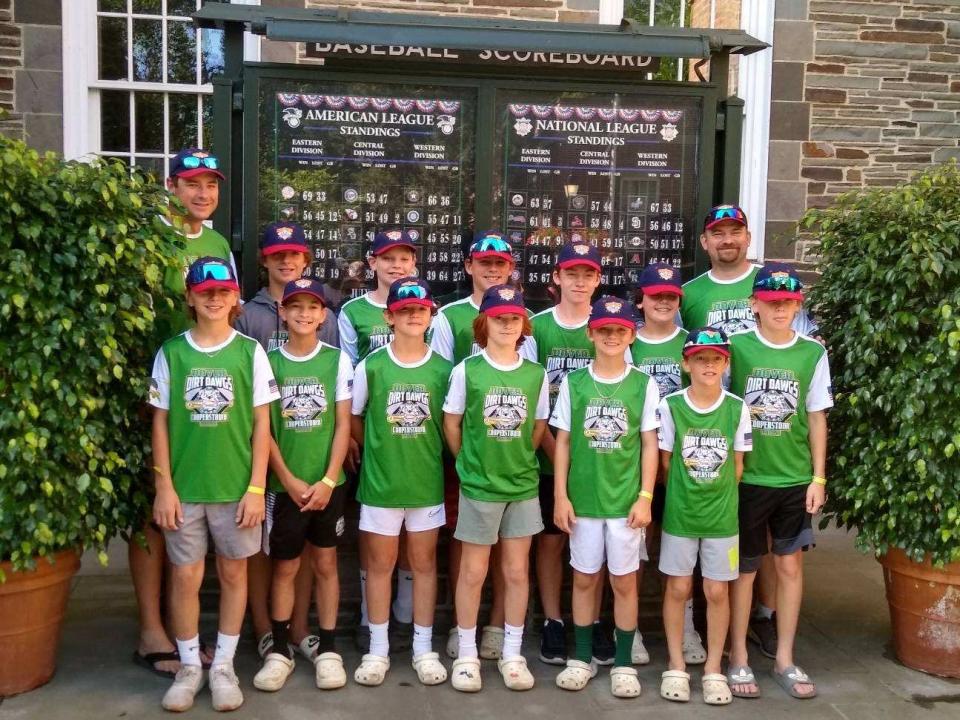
[704,206,747,231]
[186,261,238,292]
[470,236,514,261]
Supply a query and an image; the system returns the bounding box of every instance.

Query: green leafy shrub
[0,137,182,575]
[806,161,960,566]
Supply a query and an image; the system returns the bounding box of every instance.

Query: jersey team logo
[483,387,528,439]
[369,325,394,354]
[744,368,800,434]
[386,386,431,436]
[545,351,591,403]
[184,369,234,424]
[638,359,682,399]
[681,430,728,482]
[583,401,629,451]
[280,379,328,430]
[706,300,756,335]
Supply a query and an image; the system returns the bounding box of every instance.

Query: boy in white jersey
[150,258,279,712]
[552,296,660,697]
[352,278,452,687]
[726,263,832,700]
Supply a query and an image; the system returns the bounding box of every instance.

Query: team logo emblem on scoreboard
[343,188,359,202]
[406,210,421,223]
[437,114,457,135]
[660,123,678,142]
[282,107,304,129]
[513,117,533,137]
[280,185,295,200]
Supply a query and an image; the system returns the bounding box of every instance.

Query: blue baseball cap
[753,262,803,302]
[169,148,224,180]
[589,295,637,330]
[387,277,435,312]
[469,232,513,262]
[185,256,238,293]
[638,262,683,297]
[261,221,308,256]
[556,241,602,272]
[682,327,730,358]
[371,229,417,256]
[480,284,526,317]
[281,278,326,306]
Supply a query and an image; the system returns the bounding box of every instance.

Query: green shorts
[453,491,543,545]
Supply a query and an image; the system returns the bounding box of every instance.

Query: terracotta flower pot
[0,549,80,697]
[880,547,960,678]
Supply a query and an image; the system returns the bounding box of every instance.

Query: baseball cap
[703,204,748,231]
[185,257,239,293]
[387,277,435,312]
[480,284,526,317]
[589,295,637,330]
[469,232,514,262]
[261,221,308,256]
[169,148,225,181]
[370,229,417,256]
[556,241,602,272]
[753,262,804,302]
[281,278,326,306]
[682,327,730,358]
[638,262,683,297]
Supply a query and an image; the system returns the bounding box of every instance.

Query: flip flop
[132,650,180,679]
[771,665,817,699]
[728,664,761,698]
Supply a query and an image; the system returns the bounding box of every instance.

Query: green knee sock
[574,624,593,664]
[614,627,634,667]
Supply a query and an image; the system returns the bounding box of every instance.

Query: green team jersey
[150,331,278,502]
[550,365,660,517]
[354,346,452,507]
[630,327,689,400]
[431,296,481,364]
[728,329,833,488]
[338,294,393,365]
[267,343,349,493]
[680,265,759,335]
[523,307,595,474]
[445,352,549,502]
[659,390,751,538]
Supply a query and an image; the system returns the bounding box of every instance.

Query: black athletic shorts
[738,483,814,573]
[264,484,346,559]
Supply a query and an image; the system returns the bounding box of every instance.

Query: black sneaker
[748,612,777,659]
[591,621,615,666]
[538,619,567,665]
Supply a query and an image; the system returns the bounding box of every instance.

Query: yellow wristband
[811,476,827,486]
[246,485,265,496]
[320,476,337,489]
[639,490,654,501]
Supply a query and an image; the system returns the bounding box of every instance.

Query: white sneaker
[161,665,205,712]
[253,653,295,692]
[209,663,244,712]
[631,630,650,665]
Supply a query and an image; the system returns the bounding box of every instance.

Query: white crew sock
[176,635,201,667]
[212,632,239,666]
[392,570,414,624]
[369,621,390,657]
[683,598,695,635]
[457,626,478,659]
[359,569,369,627]
[503,623,524,659]
[412,624,433,657]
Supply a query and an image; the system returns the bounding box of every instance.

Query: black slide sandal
[132,650,180,678]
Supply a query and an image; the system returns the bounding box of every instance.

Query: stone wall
[0,0,62,152]
[768,0,960,265]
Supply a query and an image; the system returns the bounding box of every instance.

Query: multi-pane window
[95,0,227,177]
[625,0,695,81]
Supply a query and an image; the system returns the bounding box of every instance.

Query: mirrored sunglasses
[182,155,220,170]
[187,261,233,285]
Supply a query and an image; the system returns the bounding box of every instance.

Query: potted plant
[0,137,181,695]
[805,161,960,678]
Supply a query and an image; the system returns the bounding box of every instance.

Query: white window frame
[62,0,261,166]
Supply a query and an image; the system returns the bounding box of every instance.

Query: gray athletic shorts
[164,502,261,565]
[454,492,544,545]
[658,531,739,581]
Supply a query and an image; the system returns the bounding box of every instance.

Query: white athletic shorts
[658,532,739,581]
[569,517,647,576]
[359,503,446,536]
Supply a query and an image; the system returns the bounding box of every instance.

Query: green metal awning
[194,5,767,59]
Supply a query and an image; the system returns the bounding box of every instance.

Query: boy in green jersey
[520,241,601,667]
[443,285,550,693]
[630,263,705,667]
[352,278,453,688]
[253,279,353,693]
[552,296,660,698]
[726,263,831,701]
[338,229,418,647]
[431,232,517,660]
[657,328,751,706]
[150,258,280,712]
